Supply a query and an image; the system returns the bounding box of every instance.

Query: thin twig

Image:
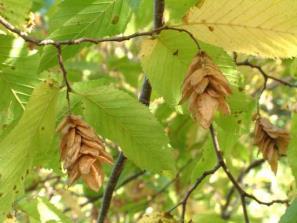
[236,61,297,88]
[63,170,146,213]
[56,45,72,114]
[0,16,199,49]
[209,125,289,223]
[165,27,201,50]
[168,163,221,223]
[86,170,145,207]
[240,194,249,223]
[135,159,193,221]
[221,159,265,219]
[236,60,297,114]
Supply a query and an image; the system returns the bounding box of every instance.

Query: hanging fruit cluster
[180,51,232,128]
[254,117,290,173]
[57,115,113,191]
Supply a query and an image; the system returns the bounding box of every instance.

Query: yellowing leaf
[0,0,32,30]
[181,0,297,58]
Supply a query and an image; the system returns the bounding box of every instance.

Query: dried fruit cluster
[57,115,113,191]
[180,51,232,128]
[255,117,289,173]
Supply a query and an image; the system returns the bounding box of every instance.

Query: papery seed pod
[180,51,232,128]
[254,117,290,174]
[57,115,113,191]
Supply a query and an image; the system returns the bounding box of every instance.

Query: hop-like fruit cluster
[180,51,232,128]
[255,117,289,174]
[57,115,113,191]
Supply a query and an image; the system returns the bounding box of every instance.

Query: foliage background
[0,0,297,222]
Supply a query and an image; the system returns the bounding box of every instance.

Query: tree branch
[96,1,165,221]
[209,125,289,223]
[97,152,127,223]
[135,159,193,221]
[0,16,198,48]
[236,60,297,88]
[63,170,145,213]
[221,159,265,219]
[168,163,221,223]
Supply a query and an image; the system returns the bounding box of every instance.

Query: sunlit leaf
[74,84,175,173]
[0,0,32,30]
[140,30,241,106]
[0,81,59,220]
[39,0,134,71]
[182,0,297,58]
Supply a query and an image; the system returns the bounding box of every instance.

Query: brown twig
[55,44,72,114]
[209,124,249,223]
[168,163,221,223]
[236,61,297,88]
[97,152,127,223]
[0,16,199,48]
[221,159,265,219]
[209,125,289,223]
[96,1,166,221]
[135,159,193,221]
[165,27,201,50]
[236,60,297,114]
[63,170,146,213]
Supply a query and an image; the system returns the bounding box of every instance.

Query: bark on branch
[96,1,165,222]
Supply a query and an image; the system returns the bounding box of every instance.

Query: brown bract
[57,115,113,191]
[180,51,232,128]
[254,117,290,174]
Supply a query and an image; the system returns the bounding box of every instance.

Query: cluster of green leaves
[0,0,297,222]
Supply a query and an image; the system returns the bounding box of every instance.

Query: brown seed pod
[180,51,232,128]
[254,117,290,174]
[57,115,113,191]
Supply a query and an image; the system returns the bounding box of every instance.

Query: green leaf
[107,56,142,87]
[133,0,153,29]
[215,90,256,156]
[39,0,133,71]
[140,30,196,106]
[168,114,193,149]
[140,30,241,106]
[0,81,59,220]
[279,199,297,223]
[18,198,40,223]
[199,42,243,88]
[182,0,297,58]
[288,114,297,184]
[0,35,40,119]
[18,197,72,223]
[74,84,175,173]
[191,138,217,182]
[0,0,32,30]
[166,0,199,21]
